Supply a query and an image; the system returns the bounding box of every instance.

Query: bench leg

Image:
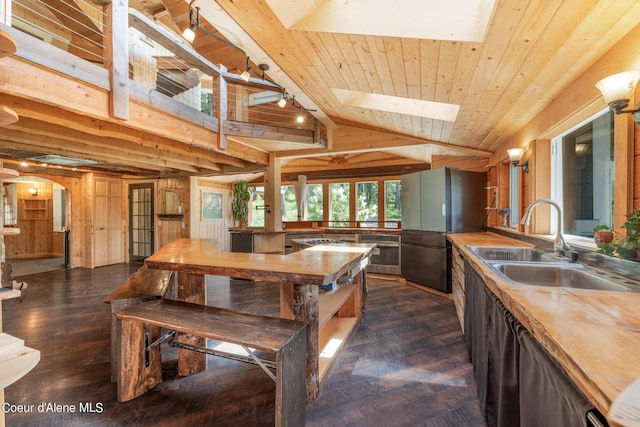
[280,282,319,404]
[176,272,207,377]
[117,318,162,402]
[275,326,307,427]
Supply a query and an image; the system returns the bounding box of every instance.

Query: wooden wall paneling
[635,124,640,210]
[497,161,510,215]
[486,166,498,227]
[191,177,232,251]
[156,177,189,249]
[5,182,54,259]
[612,95,636,233]
[33,173,87,268]
[527,139,551,234]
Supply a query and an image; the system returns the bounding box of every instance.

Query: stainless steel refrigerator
[401,168,486,292]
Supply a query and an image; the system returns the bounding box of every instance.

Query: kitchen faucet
[520,198,571,255]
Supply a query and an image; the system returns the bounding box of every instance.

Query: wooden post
[0,0,10,25]
[217,65,228,150]
[264,153,282,232]
[104,0,129,120]
[176,272,206,376]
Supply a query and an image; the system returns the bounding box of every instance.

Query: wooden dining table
[144,238,375,403]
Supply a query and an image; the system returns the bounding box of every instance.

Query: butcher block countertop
[145,238,375,286]
[448,232,640,426]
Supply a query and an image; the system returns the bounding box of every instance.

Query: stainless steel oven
[359,234,401,275]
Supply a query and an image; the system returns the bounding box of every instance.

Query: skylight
[265,0,497,42]
[331,88,460,122]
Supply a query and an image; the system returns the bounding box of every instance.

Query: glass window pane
[307,183,323,221]
[249,186,264,227]
[356,181,378,227]
[329,182,350,226]
[384,180,401,228]
[281,185,297,221]
[552,110,614,236]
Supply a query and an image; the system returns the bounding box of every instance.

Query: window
[281,185,297,221]
[307,183,323,221]
[356,181,378,227]
[384,180,401,228]
[551,109,614,237]
[249,186,265,227]
[329,182,350,226]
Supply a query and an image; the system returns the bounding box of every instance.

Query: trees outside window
[356,181,378,227]
[329,183,350,226]
[307,184,323,221]
[281,185,297,221]
[384,180,401,228]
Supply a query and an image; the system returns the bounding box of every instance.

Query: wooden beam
[277,125,492,159]
[224,120,314,144]
[281,163,431,181]
[128,8,222,77]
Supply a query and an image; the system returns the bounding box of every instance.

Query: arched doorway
[3,176,69,278]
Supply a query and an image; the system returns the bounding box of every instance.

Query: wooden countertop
[145,238,375,286]
[448,232,640,425]
[284,228,401,235]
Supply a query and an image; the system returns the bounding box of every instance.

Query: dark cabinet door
[464,263,604,427]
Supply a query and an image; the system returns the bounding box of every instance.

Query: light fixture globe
[506,148,523,164]
[595,71,640,113]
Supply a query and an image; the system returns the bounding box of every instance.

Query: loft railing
[4,0,324,144]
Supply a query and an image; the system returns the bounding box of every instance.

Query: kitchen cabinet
[451,245,466,331]
[464,265,605,427]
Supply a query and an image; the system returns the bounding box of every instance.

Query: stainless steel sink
[492,263,640,292]
[467,246,563,263]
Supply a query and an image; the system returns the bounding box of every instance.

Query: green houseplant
[231,180,251,227]
[617,209,640,261]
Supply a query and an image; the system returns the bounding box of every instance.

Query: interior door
[129,183,154,262]
[94,179,124,267]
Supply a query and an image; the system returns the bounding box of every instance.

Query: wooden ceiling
[1,0,640,179]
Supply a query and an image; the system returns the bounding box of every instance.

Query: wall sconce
[507,148,529,173]
[29,187,38,196]
[595,70,640,124]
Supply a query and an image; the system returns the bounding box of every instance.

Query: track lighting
[241,57,252,82]
[278,88,287,108]
[186,1,252,82]
[296,107,305,123]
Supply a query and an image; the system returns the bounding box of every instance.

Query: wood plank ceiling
[1,0,640,178]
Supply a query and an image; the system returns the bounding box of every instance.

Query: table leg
[176,272,207,376]
[280,282,319,403]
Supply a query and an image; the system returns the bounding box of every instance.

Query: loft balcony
[0,0,326,178]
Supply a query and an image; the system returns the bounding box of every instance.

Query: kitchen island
[448,232,640,426]
[145,238,375,403]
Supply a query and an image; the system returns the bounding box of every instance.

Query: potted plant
[617,209,640,262]
[593,224,613,244]
[231,180,251,227]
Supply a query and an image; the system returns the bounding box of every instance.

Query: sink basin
[492,263,640,292]
[467,246,563,263]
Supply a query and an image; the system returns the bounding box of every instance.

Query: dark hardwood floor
[2,264,485,426]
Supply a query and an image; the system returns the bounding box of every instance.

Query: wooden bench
[103,265,174,382]
[113,299,307,427]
